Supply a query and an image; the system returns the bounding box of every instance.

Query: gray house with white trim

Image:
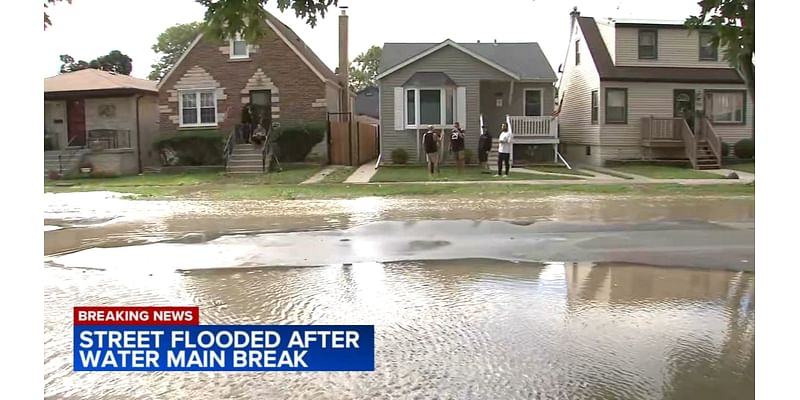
[376,39,560,164]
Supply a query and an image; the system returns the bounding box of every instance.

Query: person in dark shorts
[478,125,492,172]
[422,125,440,178]
[496,123,513,177]
[449,122,466,174]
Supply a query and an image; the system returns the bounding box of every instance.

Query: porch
[481,114,569,167]
[640,116,722,169]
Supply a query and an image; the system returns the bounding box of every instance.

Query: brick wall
[158,29,329,135]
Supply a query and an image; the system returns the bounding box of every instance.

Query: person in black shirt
[478,125,492,172]
[422,125,441,178]
[450,122,466,174]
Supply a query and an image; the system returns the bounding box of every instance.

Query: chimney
[339,6,349,113]
[569,6,580,34]
[493,39,497,46]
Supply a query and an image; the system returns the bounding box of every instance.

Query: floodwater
[44,192,755,400]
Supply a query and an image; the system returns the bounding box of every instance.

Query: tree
[149,22,203,81]
[46,1,337,42]
[349,45,382,91]
[59,51,134,75]
[686,0,755,101]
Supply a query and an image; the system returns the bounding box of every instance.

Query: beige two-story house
[557,8,753,169]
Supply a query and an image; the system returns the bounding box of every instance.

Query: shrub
[733,139,755,159]
[463,148,474,164]
[391,148,409,164]
[720,141,731,157]
[273,123,325,162]
[153,130,225,166]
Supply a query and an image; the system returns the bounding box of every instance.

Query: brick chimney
[339,6,349,113]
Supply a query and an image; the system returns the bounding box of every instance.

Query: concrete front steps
[226,144,265,174]
[44,148,89,177]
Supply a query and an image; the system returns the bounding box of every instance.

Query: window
[575,39,581,65]
[638,30,657,59]
[179,90,217,127]
[406,89,416,126]
[404,88,455,127]
[524,90,542,116]
[605,88,627,124]
[230,34,249,59]
[706,91,745,124]
[699,31,718,61]
[590,90,598,124]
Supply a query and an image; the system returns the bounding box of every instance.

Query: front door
[66,98,86,147]
[249,90,272,128]
[673,89,695,132]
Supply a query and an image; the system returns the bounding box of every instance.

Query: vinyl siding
[480,81,554,138]
[378,45,516,163]
[614,27,730,68]
[598,81,754,160]
[557,21,602,165]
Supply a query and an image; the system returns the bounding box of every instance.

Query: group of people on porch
[422,122,513,178]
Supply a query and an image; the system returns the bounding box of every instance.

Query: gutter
[135,94,144,173]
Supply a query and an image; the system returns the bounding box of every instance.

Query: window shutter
[394,87,404,130]
[456,87,467,129]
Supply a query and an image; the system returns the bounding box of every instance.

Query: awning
[402,72,456,87]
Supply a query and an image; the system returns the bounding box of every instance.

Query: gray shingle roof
[379,42,556,81]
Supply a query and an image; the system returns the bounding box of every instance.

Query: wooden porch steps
[226,144,265,174]
[695,141,721,170]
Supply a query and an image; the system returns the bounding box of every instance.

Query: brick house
[156,9,354,165]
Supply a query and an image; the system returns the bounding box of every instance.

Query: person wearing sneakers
[496,123,513,177]
[422,125,441,178]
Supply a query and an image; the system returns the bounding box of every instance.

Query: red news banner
[74,306,200,325]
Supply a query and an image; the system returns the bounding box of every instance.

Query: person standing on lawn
[478,125,492,173]
[496,123,513,177]
[423,125,441,178]
[450,122,466,174]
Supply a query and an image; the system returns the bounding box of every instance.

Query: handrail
[222,129,235,168]
[702,117,722,165]
[679,119,697,169]
[507,115,557,137]
[58,136,84,174]
[261,127,272,172]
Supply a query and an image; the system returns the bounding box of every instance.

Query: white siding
[598,81,754,160]
[557,22,602,165]
[615,27,730,68]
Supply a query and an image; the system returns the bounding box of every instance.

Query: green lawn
[371,166,581,182]
[729,162,755,174]
[526,166,595,177]
[609,165,724,179]
[318,166,355,183]
[583,167,635,180]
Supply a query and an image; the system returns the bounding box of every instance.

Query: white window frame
[404,87,455,129]
[178,89,218,128]
[707,90,745,124]
[522,89,543,117]
[229,34,249,59]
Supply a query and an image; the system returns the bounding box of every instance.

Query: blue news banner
[74,325,375,371]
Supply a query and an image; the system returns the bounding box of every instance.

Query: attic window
[638,30,658,59]
[230,34,249,59]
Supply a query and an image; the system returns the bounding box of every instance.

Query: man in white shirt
[496,123,513,177]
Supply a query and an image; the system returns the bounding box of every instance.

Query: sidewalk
[344,161,379,183]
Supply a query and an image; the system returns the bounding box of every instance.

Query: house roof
[378,41,557,81]
[157,9,339,89]
[44,69,157,94]
[577,16,744,84]
[355,86,378,118]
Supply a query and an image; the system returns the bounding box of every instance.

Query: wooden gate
[327,112,352,165]
[354,121,378,165]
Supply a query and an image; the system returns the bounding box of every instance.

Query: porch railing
[640,117,685,142]
[701,117,722,163]
[507,115,558,137]
[678,119,697,169]
[87,129,132,149]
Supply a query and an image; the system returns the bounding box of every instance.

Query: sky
[43,0,703,80]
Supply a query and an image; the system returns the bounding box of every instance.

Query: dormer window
[638,29,657,59]
[699,31,718,61]
[230,34,249,59]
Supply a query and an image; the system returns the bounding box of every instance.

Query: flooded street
[44,192,755,399]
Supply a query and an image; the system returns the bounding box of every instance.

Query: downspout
[135,94,144,174]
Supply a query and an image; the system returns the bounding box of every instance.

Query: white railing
[507,115,558,137]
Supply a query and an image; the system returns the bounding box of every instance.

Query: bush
[733,139,755,159]
[391,148,409,164]
[273,123,325,162]
[463,148,474,164]
[153,130,225,166]
[720,142,731,157]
